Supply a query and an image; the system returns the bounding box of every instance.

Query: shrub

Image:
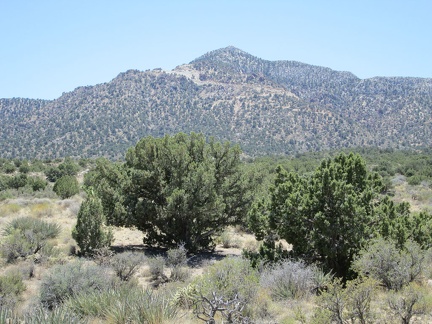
[53,175,79,199]
[170,266,191,282]
[0,272,26,308]
[0,308,19,323]
[3,216,61,238]
[0,176,9,191]
[72,192,113,255]
[386,283,432,323]
[24,306,83,324]
[198,257,258,302]
[58,158,80,177]
[352,238,429,291]
[148,256,166,280]
[218,229,241,248]
[40,261,116,308]
[18,162,30,174]
[193,257,259,322]
[260,259,331,300]
[28,177,48,191]
[8,174,28,189]
[3,162,16,174]
[1,217,61,263]
[45,167,63,182]
[166,244,188,268]
[66,285,178,323]
[315,277,378,324]
[92,246,114,266]
[110,252,145,281]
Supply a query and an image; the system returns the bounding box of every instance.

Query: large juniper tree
[91,133,254,252]
[254,153,384,279]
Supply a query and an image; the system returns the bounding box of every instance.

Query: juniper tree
[72,190,113,255]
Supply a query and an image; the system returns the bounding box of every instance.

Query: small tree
[72,191,113,255]
[53,175,79,199]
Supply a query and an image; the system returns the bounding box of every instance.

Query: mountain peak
[189,46,266,77]
[190,46,259,64]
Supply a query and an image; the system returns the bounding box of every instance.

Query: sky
[1,1,431,100]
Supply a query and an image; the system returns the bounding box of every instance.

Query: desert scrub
[192,257,259,321]
[148,256,166,280]
[65,284,178,323]
[166,244,191,282]
[0,272,26,308]
[40,261,116,308]
[0,203,22,217]
[166,244,188,268]
[385,283,432,323]
[109,251,145,281]
[352,238,430,291]
[260,259,331,300]
[23,306,84,324]
[314,277,378,324]
[218,229,241,248]
[196,257,259,303]
[3,216,61,238]
[1,216,61,263]
[29,201,54,218]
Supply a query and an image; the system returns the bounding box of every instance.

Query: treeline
[0,157,91,200]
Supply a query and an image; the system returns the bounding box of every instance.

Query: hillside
[1,46,431,159]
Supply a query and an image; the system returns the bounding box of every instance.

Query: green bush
[254,153,385,279]
[53,175,80,199]
[28,176,48,191]
[8,174,28,189]
[18,162,30,174]
[40,261,116,308]
[72,192,113,255]
[3,162,16,174]
[0,176,9,191]
[45,167,63,183]
[58,158,80,177]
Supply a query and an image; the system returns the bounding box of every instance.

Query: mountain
[1,46,431,159]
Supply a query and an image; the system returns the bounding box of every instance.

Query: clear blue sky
[1,0,431,99]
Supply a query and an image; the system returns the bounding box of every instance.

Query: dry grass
[392,177,432,212]
[0,203,22,218]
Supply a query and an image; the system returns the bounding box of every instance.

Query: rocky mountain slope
[1,46,431,159]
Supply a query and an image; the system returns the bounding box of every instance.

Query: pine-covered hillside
[1,46,431,159]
